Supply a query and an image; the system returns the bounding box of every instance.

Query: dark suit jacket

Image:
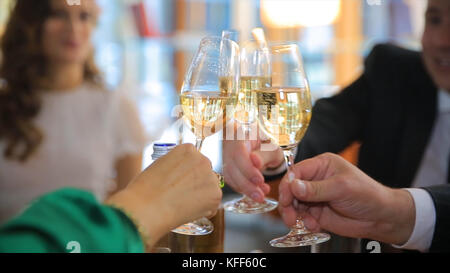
[296,43,438,189]
[292,44,450,252]
[424,185,450,252]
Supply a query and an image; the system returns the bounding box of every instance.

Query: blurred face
[42,0,99,66]
[422,0,450,91]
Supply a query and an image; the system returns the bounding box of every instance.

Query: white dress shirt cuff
[392,188,436,252]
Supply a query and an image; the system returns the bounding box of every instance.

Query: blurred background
[0,0,428,253]
[0,0,427,172]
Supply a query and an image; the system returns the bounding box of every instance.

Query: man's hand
[278,153,416,246]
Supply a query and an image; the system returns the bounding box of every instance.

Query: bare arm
[106,144,222,249]
[114,153,143,193]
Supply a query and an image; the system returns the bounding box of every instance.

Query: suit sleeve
[423,185,450,252]
[264,46,378,181]
[294,43,403,163]
[0,188,145,253]
[263,72,371,181]
[295,74,369,162]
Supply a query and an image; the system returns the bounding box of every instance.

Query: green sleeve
[0,188,145,253]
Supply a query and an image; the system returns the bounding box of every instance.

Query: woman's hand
[106,144,222,248]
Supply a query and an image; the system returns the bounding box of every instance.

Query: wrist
[105,189,172,249]
[262,158,287,181]
[374,188,415,245]
[262,149,286,172]
[265,157,285,172]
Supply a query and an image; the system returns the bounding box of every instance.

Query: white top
[394,89,450,252]
[0,83,148,225]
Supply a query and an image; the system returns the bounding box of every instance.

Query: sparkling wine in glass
[223,32,278,214]
[258,43,330,247]
[174,36,240,236]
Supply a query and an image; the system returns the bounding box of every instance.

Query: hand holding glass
[223,37,278,214]
[174,36,240,235]
[257,43,331,247]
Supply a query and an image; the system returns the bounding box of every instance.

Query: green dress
[0,188,144,253]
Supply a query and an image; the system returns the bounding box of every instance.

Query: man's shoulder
[363,43,436,93]
[365,43,423,74]
[370,43,421,59]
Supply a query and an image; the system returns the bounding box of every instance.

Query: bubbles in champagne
[180,91,237,139]
[255,87,312,150]
[235,76,271,125]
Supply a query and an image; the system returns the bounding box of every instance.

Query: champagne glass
[223,36,278,214]
[174,36,240,236]
[256,43,330,247]
[221,29,239,43]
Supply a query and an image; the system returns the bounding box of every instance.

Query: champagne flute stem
[283,148,310,233]
[283,149,295,169]
[242,124,251,141]
[195,138,205,151]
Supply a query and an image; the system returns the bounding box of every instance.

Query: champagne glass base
[223,196,278,214]
[269,232,330,248]
[171,218,214,236]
